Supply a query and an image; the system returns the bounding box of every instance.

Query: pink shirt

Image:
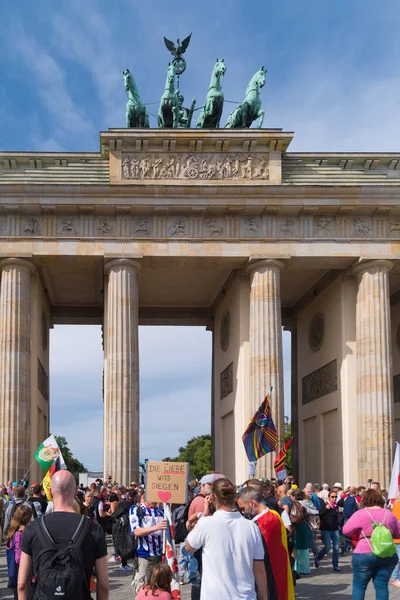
[135,589,172,600]
[188,495,206,519]
[343,507,400,553]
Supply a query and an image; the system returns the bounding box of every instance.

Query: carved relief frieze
[59,217,77,236]
[394,374,400,403]
[168,218,188,237]
[315,217,335,237]
[241,216,261,237]
[205,218,224,237]
[279,217,298,237]
[121,152,269,181]
[37,358,49,401]
[24,217,40,235]
[220,362,234,400]
[352,217,372,237]
[2,212,400,242]
[132,217,151,237]
[302,359,338,404]
[98,217,114,235]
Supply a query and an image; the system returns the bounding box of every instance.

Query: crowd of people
[1,473,400,599]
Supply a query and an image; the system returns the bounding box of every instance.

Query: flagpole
[21,458,38,483]
[162,502,167,563]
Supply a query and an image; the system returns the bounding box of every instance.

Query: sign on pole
[146,461,189,504]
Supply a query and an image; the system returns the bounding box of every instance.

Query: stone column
[353,260,394,488]
[0,258,34,482]
[104,259,140,484]
[247,259,285,478]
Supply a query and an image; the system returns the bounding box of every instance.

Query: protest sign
[146,461,189,504]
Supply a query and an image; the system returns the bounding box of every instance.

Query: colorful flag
[163,503,181,599]
[242,394,278,462]
[42,455,67,501]
[388,442,400,501]
[34,434,66,472]
[274,437,293,475]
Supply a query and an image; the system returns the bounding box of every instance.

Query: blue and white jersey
[129,503,164,558]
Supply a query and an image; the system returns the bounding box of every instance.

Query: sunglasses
[330,495,337,498]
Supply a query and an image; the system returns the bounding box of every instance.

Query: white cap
[333,482,342,489]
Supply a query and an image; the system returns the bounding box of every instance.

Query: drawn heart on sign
[158,491,172,502]
[171,591,181,599]
[166,547,174,559]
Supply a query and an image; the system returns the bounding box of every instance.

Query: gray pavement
[0,537,398,599]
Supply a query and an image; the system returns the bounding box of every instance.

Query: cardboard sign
[146,461,189,504]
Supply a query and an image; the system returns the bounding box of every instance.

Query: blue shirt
[129,504,164,558]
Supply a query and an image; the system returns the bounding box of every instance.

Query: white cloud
[9,27,92,139]
[50,325,213,470]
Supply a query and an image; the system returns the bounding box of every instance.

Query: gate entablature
[101,128,293,187]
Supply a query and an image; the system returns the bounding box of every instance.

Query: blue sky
[2,0,399,470]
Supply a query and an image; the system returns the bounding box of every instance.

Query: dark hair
[243,479,275,501]
[127,489,137,500]
[362,489,385,508]
[32,484,42,495]
[293,489,305,501]
[212,478,236,507]
[13,485,25,500]
[238,488,263,504]
[109,492,119,503]
[144,563,171,595]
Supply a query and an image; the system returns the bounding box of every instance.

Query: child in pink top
[6,504,33,600]
[135,563,173,600]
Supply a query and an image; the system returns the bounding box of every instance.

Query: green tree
[162,434,212,480]
[55,436,87,482]
[284,422,292,476]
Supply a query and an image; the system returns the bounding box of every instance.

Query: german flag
[42,456,65,501]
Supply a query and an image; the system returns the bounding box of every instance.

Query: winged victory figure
[163,34,192,60]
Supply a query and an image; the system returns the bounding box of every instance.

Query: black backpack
[113,506,144,562]
[33,515,91,600]
[173,494,205,544]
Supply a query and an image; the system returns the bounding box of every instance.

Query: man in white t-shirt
[186,478,267,600]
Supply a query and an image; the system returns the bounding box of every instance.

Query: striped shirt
[129,504,164,558]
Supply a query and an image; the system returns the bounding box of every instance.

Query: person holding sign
[129,498,167,596]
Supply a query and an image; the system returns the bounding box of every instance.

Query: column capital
[352,259,393,279]
[105,258,141,276]
[0,258,36,274]
[246,258,285,275]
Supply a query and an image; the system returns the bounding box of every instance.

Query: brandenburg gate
[1,127,400,488]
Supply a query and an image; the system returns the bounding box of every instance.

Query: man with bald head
[18,470,109,599]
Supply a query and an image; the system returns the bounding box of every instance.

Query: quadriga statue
[196,58,227,129]
[123,69,149,128]
[225,67,266,128]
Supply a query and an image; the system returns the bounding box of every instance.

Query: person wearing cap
[333,483,343,500]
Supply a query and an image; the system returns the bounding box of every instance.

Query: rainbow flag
[242,394,278,462]
[274,437,293,474]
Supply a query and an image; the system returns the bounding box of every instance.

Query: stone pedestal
[0,258,34,482]
[247,259,285,478]
[354,260,394,487]
[104,259,141,484]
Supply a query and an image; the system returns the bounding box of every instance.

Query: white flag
[388,442,400,500]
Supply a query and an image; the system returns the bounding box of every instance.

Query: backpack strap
[37,516,58,551]
[71,516,91,549]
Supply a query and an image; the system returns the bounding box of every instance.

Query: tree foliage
[55,436,87,482]
[162,434,212,480]
[284,423,292,476]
